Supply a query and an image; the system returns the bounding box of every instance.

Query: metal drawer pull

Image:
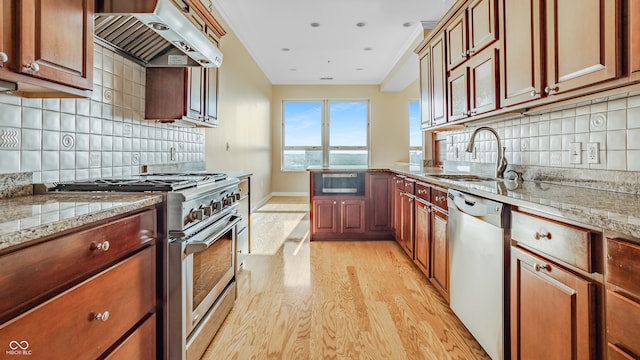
[534,232,552,240]
[91,241,110,252]
[24,62,40,72]
[94,311,110,322]
[435,195,445,202]
[533,263,550,272]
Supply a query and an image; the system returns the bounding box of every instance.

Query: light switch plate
[570,142,581,164]
[587,142,600,163]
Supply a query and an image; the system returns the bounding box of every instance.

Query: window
[283,100,369,171]
[409,101,423,170]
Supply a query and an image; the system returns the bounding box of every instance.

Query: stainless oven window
[191,231,233,310]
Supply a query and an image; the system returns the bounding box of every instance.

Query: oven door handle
[184,214,241,255]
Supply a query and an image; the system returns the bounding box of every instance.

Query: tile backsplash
[440,90,640,174]
[0,44,205,183]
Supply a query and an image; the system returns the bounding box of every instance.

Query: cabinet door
[448,66,470,121]
[468,0,497,54]
[419,48,433,129]
[401,194,415,258]
[187,67,206,120]
[545,0,619,94]
[631,0,640,78]
[313,199,338,234]
[431,35,447,126]
[17,0,93,90]
[430,208,449,302]
[105,314,156,360]
[205,67,219,123]
[501,0,543,106]
[368,173,392,232]
[0,0,13,72]
[341,199,365,233]
[511,246,596,360]
[469,48,499,116]
[414,198,431,276]
[446,10,468,71]
[393,184,403,242]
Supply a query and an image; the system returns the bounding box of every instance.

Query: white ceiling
[209,0,456,87]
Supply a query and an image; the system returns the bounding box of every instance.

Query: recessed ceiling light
[356,22,366,27]
[320,77,333,80]
[289,68,297,71]
[364,47,372,51]
[281,48,290,51]
[403,22,414,27]
[356,68,364,71]
[310,22,320,28]
[150,22,169,31]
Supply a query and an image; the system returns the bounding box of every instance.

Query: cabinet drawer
[511,210,592,272]
[0,209,156,322]
[431,187,448,211]
[403,179,415,194]
[0,247,155,360]
[607,343,636,360]
[606,290,640,358]
[415,182,431,201]
[105,314,156,360]
[606,237,640,298]
[394,176,406,190]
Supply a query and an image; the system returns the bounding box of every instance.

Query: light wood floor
[202,197,489,359]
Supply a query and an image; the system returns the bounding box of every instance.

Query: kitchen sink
[428,174,497,182]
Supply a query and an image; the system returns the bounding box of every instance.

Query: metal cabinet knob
[544,85,559,95]
[533,263,550,272]
[94,311,110,322]
[92,241,110,252]
[0,52,7,64]
[530,90,540,97]
[24,62,40,72]
[534,231,551,240]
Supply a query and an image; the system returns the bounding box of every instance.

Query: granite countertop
[0,192,163,254]
[389,165,640,239]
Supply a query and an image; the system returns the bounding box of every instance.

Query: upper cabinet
[446,0,497,71]
[0,0,93,97]
[419,33,447,129]
[630,0,640,79]
[544,0,619,95]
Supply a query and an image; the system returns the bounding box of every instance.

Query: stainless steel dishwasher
[448,189,510,360]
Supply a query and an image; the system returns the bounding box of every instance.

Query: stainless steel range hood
[95,0,223,67]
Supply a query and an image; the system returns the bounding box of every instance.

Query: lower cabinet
[400,192,415,257]
[414,197,431,276]
[312,198,365,238]
[430,207,449,302]
[511,246,597,359]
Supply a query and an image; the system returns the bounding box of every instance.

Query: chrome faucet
[465,126,508,178]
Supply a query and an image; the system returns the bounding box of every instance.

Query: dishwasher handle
[448,189,509,228]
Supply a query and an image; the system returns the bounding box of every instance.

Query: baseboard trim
[271,192,310,197]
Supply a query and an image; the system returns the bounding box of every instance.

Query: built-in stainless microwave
[313,172,365,196]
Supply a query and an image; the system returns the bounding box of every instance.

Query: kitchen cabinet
[502,0,619,106]
[510,210,602,360]
[605,237,640,359]
[0,209,157,359]
[393,175,405,241]
[413,182,431,276]
[630,0,640,79]
[0,0,93,97]
[312,198,365,235]
[446,0,497,71]
[418,33,447,129]
[146,66,219,127]
[448,47,499,121]
[430,188,449,302]
[397,178,416,258]
[511,246,597,360]
[367,173,392,232]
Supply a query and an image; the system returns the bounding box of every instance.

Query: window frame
[282,99,370,171]
[409,100,423,170]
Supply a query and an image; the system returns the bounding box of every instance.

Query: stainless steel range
[39,172,241,360]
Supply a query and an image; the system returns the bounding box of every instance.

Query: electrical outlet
[587,142,600,163]
[570,142,581,164]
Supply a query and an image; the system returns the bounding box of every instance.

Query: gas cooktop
[47,172,228,192]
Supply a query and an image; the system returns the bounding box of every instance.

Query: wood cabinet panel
[512,210,593,272]
[501,0,543,106]
[17,0,93,90]
[393,184,403,241]
[420,48,433,129]
[0,210,156,323]
[415,182,430,202]
[313,199,339,234]
[607,343,636,360]
[545,0,619,94]
[511,246,596,360]
[469,48,499,115]
[414,198,431,276]
[630,0,640,78]
[468,0,497,54]
[606,290,640,358]
[606,237,640,298]
[367,173,392,232]
[105,314,156,360]
[430,208,449,302]
[446,11,468,71]
[188,67,205,120]
[448,66,470,121]
[341,199,365,233]
[401,193,415,258]
[0,247,156,360]
[431,187,448,211]
[431,35,447,125]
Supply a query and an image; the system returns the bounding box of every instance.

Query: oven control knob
[188,208,204,222]
[211,201,221,211]
[203,205,213,216]
[235,193,241,201]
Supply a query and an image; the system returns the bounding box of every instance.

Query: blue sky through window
[330,101,368,147]
[409,101,421,147]
[284,101,322,146]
